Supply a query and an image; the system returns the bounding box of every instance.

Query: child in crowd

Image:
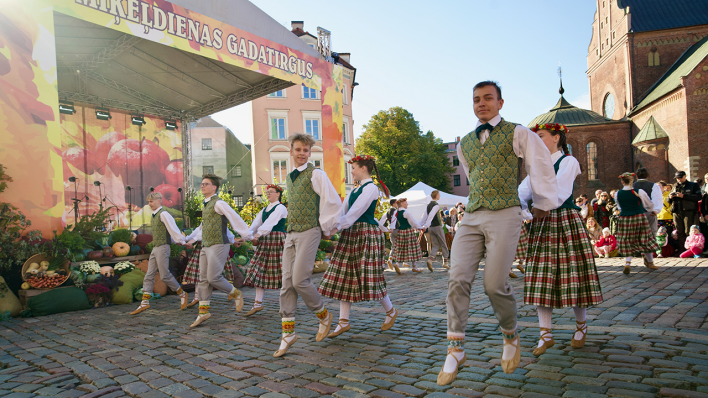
[655,226,673,258]
[680,225,705,258]
[594,228,617,258]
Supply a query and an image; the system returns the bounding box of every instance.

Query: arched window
[587,142,599,180]
[649,48,660,66]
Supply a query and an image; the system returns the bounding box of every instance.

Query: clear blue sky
[214,0,598,144]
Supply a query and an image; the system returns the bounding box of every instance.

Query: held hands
[532,208,550,219]
[234,238,245,247]
[184,241,194,250]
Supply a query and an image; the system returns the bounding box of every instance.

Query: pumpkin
[129,245,141,255]
[102,246,114,258]
[100,266,114,277]
[88,251,103,260]
[112,242,130,257]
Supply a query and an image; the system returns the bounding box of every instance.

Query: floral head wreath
[348,154,375,164]
[618,172,636,179]
[265,184,283,193]
[531,123,569,134]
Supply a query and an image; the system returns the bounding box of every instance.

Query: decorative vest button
[480,178,484,182]
[480,163,484,166]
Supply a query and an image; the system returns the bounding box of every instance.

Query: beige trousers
[198,243,234,301]
[279,227,325,318]
[428,226,449,259]
[143,244,180,293]
[447,206,522,334]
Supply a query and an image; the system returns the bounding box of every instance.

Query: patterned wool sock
[315,307,330,334]
[176,287,183,295]
[198,301,210,315]
[141,292,151,306]
[443,333,465,373]
[279,318,295,350]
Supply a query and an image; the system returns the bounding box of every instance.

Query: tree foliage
[356,107,455,196]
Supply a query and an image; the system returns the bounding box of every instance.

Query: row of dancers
[130,81,661,387]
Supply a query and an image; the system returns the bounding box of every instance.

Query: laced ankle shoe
[315,311,333,342]
[437,348,466,386]
[328,319,350,337]
[187,298,199,308]
[501,331,521,374]
[644,257,658,269]
[532,327,555,356]
[571,321,587,348]
[427,259,434,272]
[180,292,188,310]
[623,260,631,274]
[228,289,244,312]
[190,313,211,328]
[245,301,263,317]
[273,334,298,357]
[393,263,401,275]
[130,303,150,315]
[381,308,397,331]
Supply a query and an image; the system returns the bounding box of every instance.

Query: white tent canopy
[391,182,468,223]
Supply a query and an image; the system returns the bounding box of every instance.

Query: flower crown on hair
[348,155,375,164]
[531,123,569,133]
[618,172,636,179]
[265,184,283,193]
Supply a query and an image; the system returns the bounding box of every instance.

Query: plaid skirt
[514,223,529,262]
[244,232,285,289]
[616,213,660,257]
[390,228,423,263]
[318,222,388,302]
[524,208,603,308]
[182,242,235,285]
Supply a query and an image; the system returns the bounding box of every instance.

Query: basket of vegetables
[21,254,70,290]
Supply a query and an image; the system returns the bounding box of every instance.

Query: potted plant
[84,284,111,307]
[113,261,135,276]
[79,261,101,282]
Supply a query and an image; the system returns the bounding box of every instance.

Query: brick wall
[684,60,708,180]
[588,45,630,119]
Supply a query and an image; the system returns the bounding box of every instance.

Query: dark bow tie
[475,123,494,138]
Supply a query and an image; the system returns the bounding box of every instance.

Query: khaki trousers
[389,230,398,258]
[447,206,521,334]
[428,226,449,259]
[279,227,324,318]
[143,244,180,293]
[198,244,234,301]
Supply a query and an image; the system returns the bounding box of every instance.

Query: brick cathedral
[529,0,708,197]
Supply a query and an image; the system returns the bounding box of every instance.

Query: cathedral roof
[632,35,708,113]
[617,0,708,32]
[632,116,669,146]
[528,95,615,128]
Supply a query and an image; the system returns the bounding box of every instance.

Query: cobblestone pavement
[0,257,706,398]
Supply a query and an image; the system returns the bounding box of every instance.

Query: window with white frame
[202,138,212,150]
[203,166,214,175]
[302,86,319,99]
[271,158,288,184]
[342,85,348,105]
[268,89,286,98]
[344,162,351,184]
[231,165,242,177]
[310,152,323,170]
[343,117,350,144]
[302,111,321,141]
[235,195,244,207]
[267,110,288,140]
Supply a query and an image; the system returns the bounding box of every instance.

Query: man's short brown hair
[289,133,316,149]
[147,192,162,201]
[202,173,221,191]
[431,190,440,200]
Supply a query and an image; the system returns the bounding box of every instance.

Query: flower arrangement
[85,283,111,307]
[618,172,636,179]
[79,261,100,275]
[531,123,569,134]
[113,261,135,276]
[348,154,375,164]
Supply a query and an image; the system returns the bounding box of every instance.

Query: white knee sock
[573,307,587,340]
[625,256,632,263]
[442,350,465,373]
[643,252,653,262]
[332,302,351,334]
[537,306,553,348]
[379,296,393,312]
[254,288,265,306]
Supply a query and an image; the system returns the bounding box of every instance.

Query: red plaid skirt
[244,231,285,289]
[616,213,660,257]
[524,208,603,308]
[391,228,423,263]
[318,222,387,302]
[514,223,529,262]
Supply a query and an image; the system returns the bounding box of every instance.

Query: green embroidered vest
[348,181,378,226]
[617,189,646,216]
[202,196,229,247]
[397,210,412,230]
[262,203,286,233]
[554,155,581,211]
[460,119,521,212]
[286,164,320,232]
[151,208,172,247]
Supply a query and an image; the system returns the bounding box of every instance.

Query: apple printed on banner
[154,183,182,208]
[62,146,101,175]
[106,137,171,199]
[94,131,127,168]
[165,160,183,188]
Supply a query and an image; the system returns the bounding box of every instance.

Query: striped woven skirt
[182,242,235,285]
[244,231,285,289]
[318,222,387,302]
[390,228,423,264]
[616,213,660,257]
[514,223,529,262]
[524,208,603,308]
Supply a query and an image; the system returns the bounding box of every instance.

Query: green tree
[356,107,455,196]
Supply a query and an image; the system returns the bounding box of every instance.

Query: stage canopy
[391,182,468,222]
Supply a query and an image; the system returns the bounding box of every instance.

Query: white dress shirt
[518,150,581,211]
[292,163,342,236]
[378,208,398,233]
[249,201,288,237]
[152,206,185,244]
[401,209,425,230]
[186,194,252,243]
[635,179,663,214]
[457,114,558,211]
[339,179,380,231]
[423,204,441,229]
[615,186,654,213]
